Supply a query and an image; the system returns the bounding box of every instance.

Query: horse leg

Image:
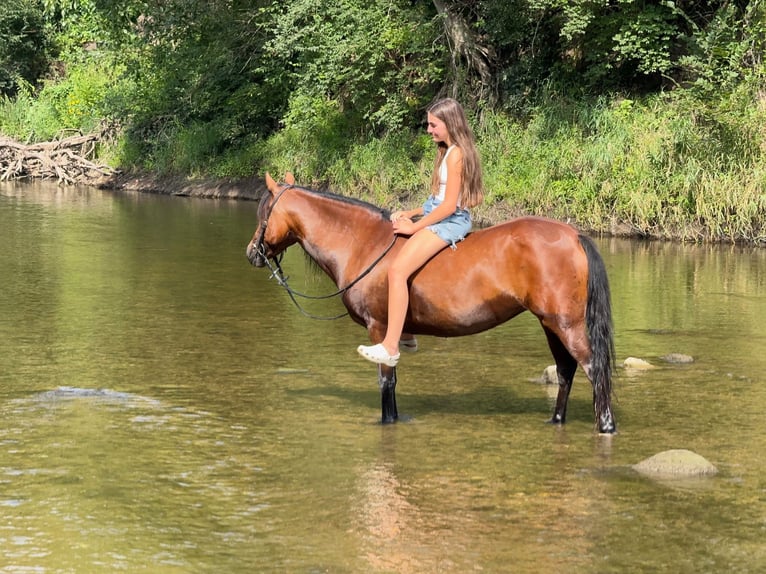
[364,322,398,423]
[584,361,616,434]
[542,327,578,425]
[399,332,418,352]
[542,320,616,434]
[378,365,398,423]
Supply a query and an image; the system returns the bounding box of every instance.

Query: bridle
[251,183,292,267]
[253,182,397,320]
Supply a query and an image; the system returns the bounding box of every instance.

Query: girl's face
[426,113,451,145]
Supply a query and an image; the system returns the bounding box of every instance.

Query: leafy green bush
[1,59,117,140]
[0,81,61,140]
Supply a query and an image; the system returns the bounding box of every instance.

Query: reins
[254,183,397,320]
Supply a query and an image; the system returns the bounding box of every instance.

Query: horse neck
[287,191,390,287]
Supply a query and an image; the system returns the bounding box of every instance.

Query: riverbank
[100,171,265,202]
[98,170,658,241]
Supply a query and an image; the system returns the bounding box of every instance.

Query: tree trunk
[432,0,495,104]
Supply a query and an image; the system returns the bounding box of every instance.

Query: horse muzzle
[246,241,267,268]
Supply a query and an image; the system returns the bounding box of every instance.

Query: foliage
[63,0,445,170]
[2,0,766,241]
[680,0,766,95]
[0,0,52,96]
[41,0,110,57]
[0,83,58,140]
[470,89,766,242]
[0,57,117,141]
[475,0,766,98]
[266,0,443,133]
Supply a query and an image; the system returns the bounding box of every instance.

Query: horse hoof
[598,423,617,434]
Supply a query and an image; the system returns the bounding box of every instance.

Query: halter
[253,182,397,320]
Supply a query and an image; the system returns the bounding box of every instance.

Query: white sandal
[357,343,400,367]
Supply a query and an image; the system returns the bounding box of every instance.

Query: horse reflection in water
[246,173,617,434]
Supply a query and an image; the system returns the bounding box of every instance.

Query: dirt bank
[100,171,266,201]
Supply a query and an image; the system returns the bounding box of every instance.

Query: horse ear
[264,173,277,194]
[285,172,295,185]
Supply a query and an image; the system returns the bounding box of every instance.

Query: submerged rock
[661,353,694,364]
[541,365,558,384]
[28,386,161,407]
[623,357,655,369]
[35,386,135,400]
[633,449,718,478]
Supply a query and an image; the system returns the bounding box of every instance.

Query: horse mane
[292,185,392,221]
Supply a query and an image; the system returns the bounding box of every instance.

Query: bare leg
[380,229,447,356]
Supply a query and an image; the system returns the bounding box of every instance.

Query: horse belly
[407,288,525,337]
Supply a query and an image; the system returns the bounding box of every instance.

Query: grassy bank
[3,83,765,243]
[241,88,766,243]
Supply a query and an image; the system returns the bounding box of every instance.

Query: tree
[265,0,444,133]
[0,0,52,96]
[432,0,494,105]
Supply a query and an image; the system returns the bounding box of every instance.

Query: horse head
[246,172,298,268]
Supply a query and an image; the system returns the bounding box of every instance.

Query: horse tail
[578,234,615,417]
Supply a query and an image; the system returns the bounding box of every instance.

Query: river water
[0,181,764,573]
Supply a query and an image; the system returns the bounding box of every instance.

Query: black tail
[578,234,615,420]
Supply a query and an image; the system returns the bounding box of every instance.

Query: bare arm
[392,148,462,235]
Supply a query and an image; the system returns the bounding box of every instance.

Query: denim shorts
[422,196,472,248]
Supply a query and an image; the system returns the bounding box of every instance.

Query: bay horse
[246,173,617,434]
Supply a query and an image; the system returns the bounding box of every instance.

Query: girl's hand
[390,211,407,222]
[392,217,416,235]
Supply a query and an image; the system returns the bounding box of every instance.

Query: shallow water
[1,181,764,573]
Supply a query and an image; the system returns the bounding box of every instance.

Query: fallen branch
[0,129,113,185]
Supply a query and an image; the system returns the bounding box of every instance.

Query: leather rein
[253,183,397,320]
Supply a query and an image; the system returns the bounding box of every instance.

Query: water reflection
[355,462,422,572]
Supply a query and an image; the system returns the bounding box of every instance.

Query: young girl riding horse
[357,98,485,367]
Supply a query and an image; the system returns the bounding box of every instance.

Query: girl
[357,98,484,366]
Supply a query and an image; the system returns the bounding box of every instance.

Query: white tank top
[434,145,456,201]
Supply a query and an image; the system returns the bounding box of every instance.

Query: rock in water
[541,365,558,384]
[661,353,694,364]
[623,357,655,369]
[633,449,718,478]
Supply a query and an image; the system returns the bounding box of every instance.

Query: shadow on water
[285,380,596,422]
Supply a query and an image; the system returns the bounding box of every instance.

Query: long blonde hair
[427,98,484,209]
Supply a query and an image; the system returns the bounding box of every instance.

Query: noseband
[253,182,397,320]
